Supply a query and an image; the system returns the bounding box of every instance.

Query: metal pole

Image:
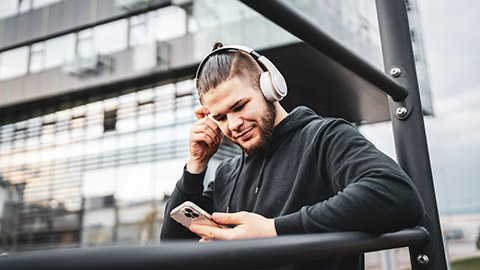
[238,0,408,102]
[375,0,448,269]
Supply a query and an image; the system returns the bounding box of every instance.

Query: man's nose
[228,114,243,132]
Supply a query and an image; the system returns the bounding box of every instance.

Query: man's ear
[198,97,204,106]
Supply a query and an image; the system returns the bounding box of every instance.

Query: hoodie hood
[237,106,321,198]
[270,106,321,148]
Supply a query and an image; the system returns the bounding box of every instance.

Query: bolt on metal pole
[375,0,448,269]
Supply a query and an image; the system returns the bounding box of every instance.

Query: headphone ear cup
[259,72,276,103]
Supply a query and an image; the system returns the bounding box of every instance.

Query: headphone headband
[195,45,256,81]
[195,44,287,102]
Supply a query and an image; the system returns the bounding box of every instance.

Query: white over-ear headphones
[195,45,288,102]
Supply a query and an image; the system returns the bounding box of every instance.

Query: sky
[361,0,480,216]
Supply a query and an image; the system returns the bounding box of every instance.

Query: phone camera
[185,208,192,213]
[192,213,199,218]
[184,212,192,218]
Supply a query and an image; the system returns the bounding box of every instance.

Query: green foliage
[451,257,480,270]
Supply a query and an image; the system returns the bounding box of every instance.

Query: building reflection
[0,80,239,250]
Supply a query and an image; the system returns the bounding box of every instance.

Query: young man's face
[202,76,276,155]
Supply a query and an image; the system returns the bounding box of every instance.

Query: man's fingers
[193,107,222,136]
[194,106,210,120]
[201,116,222,136]
[191,212,277,240]
[191,133,216,148]
[212,212,247,225]
[191,124,221,147]
[190,224,233,241]
[191,118,222,145]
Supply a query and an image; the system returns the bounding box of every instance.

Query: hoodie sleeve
[275,119,424,235]
[160,166,214,240]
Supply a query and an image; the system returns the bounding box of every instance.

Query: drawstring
[226,152,245,213]
[254,148,269,194]
[225,148,269,212]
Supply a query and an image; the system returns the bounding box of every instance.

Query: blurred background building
[0,0,432,253]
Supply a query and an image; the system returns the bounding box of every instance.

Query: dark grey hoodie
[161,106,424,269]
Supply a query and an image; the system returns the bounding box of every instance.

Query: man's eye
[233,104,245,112]
[217,115,226,121]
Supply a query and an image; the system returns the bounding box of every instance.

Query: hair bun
[212,41,223,51]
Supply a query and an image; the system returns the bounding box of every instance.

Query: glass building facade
[0,0,432,252]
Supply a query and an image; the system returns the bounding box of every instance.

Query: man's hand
[189,212,277,241]
[187,106,223,173]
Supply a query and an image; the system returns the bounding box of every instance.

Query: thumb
[212,212,246,225]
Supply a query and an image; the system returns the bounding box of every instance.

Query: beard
[237,100,276,155]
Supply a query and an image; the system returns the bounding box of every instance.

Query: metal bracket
[409,216,437,269]
[387,65,415,120]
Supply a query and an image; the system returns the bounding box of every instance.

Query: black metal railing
[0,227,429,270]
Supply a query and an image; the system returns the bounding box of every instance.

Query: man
[161,43,425,269]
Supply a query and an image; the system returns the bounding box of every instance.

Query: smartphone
[169,201,226,234]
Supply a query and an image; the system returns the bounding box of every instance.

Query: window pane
[18,0,31,13]
[30,43,45,73]
[26,136,40,149]
[118,133,136,149]
[156,110,174,127]
[83,168,116,198]
[153,6,186,41]
[93,20,128,55]
[155,158,185,197]
[129,14,149,47]
[155,127,173,144]
[0,0,17,20]
[78,29,94,58]
[137,129,154,146]
[117,163,154,202]
[45,34,76,69]
[33,0,62,9]
[0,47,29,80]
